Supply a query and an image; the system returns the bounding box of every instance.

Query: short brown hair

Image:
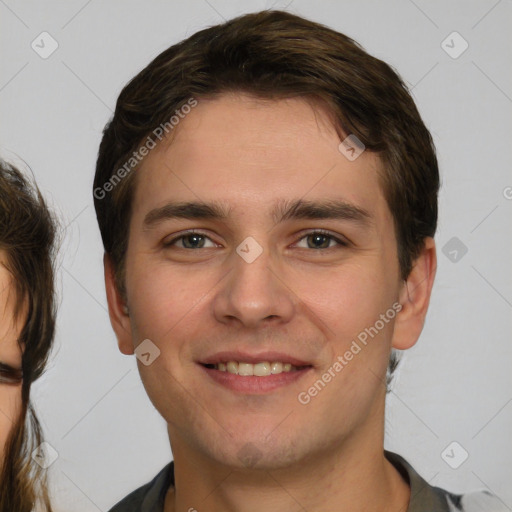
[0,159,57,512]
[94,9,439,297]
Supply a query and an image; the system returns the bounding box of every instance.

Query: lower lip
[199,364,312,394]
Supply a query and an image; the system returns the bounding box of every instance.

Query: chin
[204,435,306,471]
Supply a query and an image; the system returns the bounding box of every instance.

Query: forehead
[0,253,13,297]
[145,93,358,173]
[131,93,390,229]
[0,256,23,363]
[0,256,17,323]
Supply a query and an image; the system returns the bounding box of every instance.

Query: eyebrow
[143,198,372,229]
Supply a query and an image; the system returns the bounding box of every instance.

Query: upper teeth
[215,361,296,376]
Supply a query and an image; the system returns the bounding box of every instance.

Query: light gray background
[1,0,511,510]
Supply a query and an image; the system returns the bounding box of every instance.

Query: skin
[105,92,436,512]
[0,253,23,466]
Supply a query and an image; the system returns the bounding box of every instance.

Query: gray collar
[139,452,452,512]
[385,450,452,511]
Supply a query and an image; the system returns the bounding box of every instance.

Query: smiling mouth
[201,361,312,376]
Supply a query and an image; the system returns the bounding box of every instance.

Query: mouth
[198,353,313,394]
[201,361,311,376]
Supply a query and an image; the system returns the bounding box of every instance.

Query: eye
[294,230,348,250]
[163,229,348,251]
[163,230,217,249]
[0,362,23,385]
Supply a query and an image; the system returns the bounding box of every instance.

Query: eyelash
[163,229,348,250]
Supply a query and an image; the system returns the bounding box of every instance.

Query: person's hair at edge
[93,9,439,387]
[0,159,57,512]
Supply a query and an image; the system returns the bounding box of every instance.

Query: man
[93,10,505,511]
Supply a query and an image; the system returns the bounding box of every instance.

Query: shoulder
[444,488,509,512]
[108,462,174,512]
[385,451,507,512]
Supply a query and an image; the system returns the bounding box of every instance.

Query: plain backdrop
[1,0,511,510]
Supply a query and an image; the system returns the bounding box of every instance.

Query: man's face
[0,255,23,463]
[115,93,407,469]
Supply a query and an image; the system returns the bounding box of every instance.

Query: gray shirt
[108,451,507,511]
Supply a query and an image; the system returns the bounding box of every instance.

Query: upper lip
[199,351,312,367]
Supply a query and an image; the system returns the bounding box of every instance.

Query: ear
[104,254,134,355]
[392,237,437,350]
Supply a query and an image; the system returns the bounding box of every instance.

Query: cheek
[296,264,396,415]
[0,385,22,458]
[294,260,399,391]
[296,260,397,333]
[125,257,215,345]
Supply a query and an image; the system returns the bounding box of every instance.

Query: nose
[212,240,295,329]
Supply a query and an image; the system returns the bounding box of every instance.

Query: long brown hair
[0,159,57,512]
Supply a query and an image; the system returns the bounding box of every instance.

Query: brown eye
[163,230,217,249]
[295,230,348,250]
[0,362,23,384]
[176,233,207,249]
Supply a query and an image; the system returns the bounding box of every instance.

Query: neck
[164,420,410,512]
